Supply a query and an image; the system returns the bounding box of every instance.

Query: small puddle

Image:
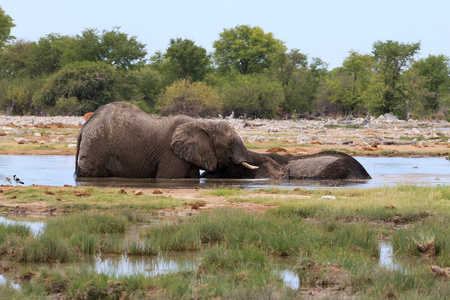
[274,268,300,290]
[0,216,45,237]
[0,274,20,290]
[378,241,405,272]
[91,253,200,277]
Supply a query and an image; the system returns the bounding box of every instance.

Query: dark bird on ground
[13,175,24,185]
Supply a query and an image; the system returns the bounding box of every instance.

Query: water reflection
[1,155,449,188]
[93,253,200,277]
[0,274,20,290]
[0,216,45,236]
[378,241,407,273]
[274,268,300,290]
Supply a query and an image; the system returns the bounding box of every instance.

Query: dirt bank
[1,116,449,157]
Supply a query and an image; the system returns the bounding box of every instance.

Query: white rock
[321,196,336,200]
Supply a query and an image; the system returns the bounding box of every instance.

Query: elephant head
[170,120,259,172]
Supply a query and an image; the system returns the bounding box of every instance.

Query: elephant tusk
[241,162,259,170]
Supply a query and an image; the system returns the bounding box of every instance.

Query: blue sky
[2,0,449,69]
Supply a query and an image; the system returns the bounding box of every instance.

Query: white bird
[13,175,24,185]
[4,177,12,184]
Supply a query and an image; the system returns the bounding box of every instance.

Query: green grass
[0,213,129,263]
[393,214,450,266]
[142,207,379,258]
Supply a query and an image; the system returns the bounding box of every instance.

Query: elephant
[75,102,259,178]
[75,102,371,180]
[201,150,372,180]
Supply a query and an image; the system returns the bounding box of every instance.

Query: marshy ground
[0,185,449,299]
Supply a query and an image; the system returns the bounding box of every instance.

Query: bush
[156,79,221,117]
[33,61,121,115]
[217,73,284,118]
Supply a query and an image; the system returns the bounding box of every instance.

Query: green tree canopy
[24,34,75,77]
[284,58,328,113]
[0,39,31,78]
[371,40,421,116]
[163,38,211,81]
[0,6,15,50]
[213,25,286,75]
[34,61,122,114]
[325,51,374,114]
[411,54,450,111]
[74,27,147,69]
[272,48,308,86]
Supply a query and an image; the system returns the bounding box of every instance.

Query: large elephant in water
[75,102,371,180]
[75,102,258,178]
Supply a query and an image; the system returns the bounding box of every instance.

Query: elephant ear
[170,122,218,171]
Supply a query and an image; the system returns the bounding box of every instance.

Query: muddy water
[1,155,449,188]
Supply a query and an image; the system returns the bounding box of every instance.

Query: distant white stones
[0,116,85,126]
[321,196,336,200]
[14,138,29,144]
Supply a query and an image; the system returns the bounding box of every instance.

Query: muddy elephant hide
[202,151,371,180]
[75,102,257,178]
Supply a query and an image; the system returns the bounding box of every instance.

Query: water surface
[1,155,449,189]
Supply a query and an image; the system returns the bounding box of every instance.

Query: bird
[13,175,24,185]
[4,177,12,184]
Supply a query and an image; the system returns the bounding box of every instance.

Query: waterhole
[1,155,449,188]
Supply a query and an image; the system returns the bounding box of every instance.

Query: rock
[384,113,398,122]
[321,196,336,200]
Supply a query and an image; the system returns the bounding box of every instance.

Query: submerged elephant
[75,102,259,178]
[202,150,372,180]
[75,102,371,180]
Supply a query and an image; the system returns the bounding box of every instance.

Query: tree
[213,25,286,74]
[371,40,421,116]
[34,61,122,114]
[323,51,374,115]
[284,58,328,113]
[24,34,75,77]
[0,39,32,78]
[163,38,211,81]
[411,54,450,111]
[157,79,221,117]
[272,48,308,86]
[74,28,147,69]
[0,6,15,50]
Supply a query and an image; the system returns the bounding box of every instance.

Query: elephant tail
[74,130,82,177]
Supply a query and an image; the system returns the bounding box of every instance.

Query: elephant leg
[156,155,200,179]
